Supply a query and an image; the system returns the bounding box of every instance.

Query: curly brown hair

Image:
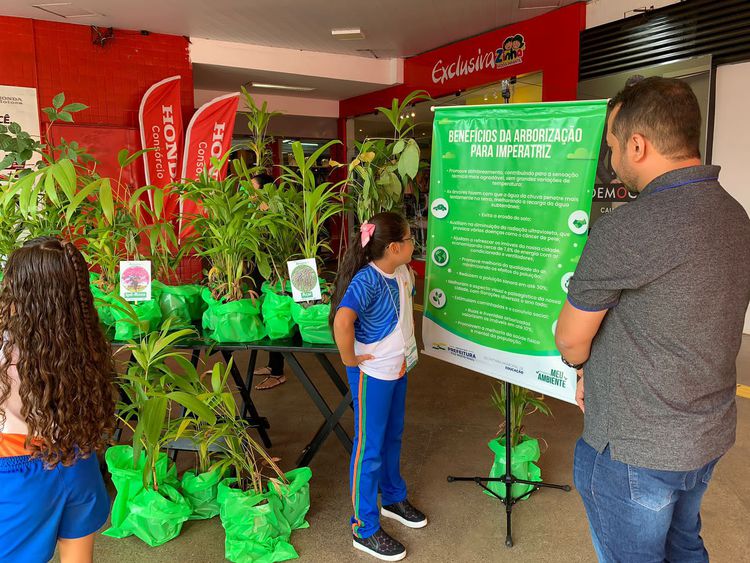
[0,237,116,467]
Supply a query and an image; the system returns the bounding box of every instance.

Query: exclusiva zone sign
[432,34,527,85]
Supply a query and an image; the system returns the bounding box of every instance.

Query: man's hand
[576,369,585,413]
[342,354,374,367]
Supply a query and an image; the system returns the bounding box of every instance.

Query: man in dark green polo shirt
[555,77,750,562]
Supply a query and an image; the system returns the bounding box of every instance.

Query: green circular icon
[432,246,449,267]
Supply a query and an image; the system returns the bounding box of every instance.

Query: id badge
[405,335,418,372]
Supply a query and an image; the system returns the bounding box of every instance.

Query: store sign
[431,34,527,85]
[422,100,608,404]
[0,85,41,174]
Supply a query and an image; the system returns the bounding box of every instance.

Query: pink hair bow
[360,222,376,248]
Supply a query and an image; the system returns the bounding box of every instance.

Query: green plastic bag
[291,302,334,345]
[154,281,206,329]
[90,283,116,328]
[104,445,190,546]
[268,467,312,531]
[485,435,542,500]
[202,288,266,343]
[181,467,223,520]
[261,283,296,340]
[110,296,163,341]
[218,478,298,563]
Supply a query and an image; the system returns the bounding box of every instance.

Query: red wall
[0,16,193,182]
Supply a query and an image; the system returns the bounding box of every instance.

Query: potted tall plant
[129,183,204,330]
[485,384,551,500]
[251,180,302,339]
[106,320,217,546]
[239,87,282,175]
[280,140,346,344]
[347,90,429,224]
[178,170,269,343]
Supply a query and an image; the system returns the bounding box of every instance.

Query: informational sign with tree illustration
[120,261,152,302]
[287,258,322,302]
[422,101,607,404]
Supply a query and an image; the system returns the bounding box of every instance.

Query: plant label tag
[120,260,152,302]
[287,258,322,303]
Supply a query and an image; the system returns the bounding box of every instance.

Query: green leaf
[42,107,58,121]
[121,147,154,169]
[8,122,21,134]
[397,138,420,179]
[57,111,74,123]
[117,148,129,168]
[99,178,114,224]
[167,392,217,425]
[52,93,65,109]
[0,155,14,170]
[62,102,88,113]
[153,188,164,218]
[142,397,169,447]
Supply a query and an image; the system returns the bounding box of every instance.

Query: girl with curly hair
[0,237,116,562]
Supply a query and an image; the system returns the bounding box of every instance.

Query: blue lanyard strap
[651,177,718,194]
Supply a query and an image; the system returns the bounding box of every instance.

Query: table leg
[243,350,259,419]
[282,352,352,465]
[316,353,350,398]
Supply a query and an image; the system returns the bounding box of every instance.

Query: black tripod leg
[506,501,513,547]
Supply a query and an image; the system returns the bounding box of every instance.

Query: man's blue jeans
[573,438,720,563]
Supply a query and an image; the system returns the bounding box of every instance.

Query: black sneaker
[353,528,406,561]
[381,500,427,529]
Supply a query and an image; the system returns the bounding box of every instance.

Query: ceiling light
[33,3,100,18]
[300,142,319,147]
[331,28,365,40]
[248,82,315,92]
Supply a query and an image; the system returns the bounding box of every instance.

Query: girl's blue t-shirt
[338,265,399,345]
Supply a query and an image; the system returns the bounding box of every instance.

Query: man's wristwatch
[561,355,585,370]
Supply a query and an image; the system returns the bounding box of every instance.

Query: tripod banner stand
[422,100,607,545]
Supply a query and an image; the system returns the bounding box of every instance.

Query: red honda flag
[179,92,240,239]
[138,76,183,211]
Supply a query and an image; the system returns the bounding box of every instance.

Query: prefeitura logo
[537,368,567,388]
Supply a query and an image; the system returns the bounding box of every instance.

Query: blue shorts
[0,453,110,563]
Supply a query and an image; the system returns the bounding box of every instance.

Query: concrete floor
[73,330,750,563]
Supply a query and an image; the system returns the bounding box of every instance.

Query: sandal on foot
[254,366,273,376]
[255,374,286,390]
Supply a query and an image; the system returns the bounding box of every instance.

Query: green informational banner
[422,101,607,404]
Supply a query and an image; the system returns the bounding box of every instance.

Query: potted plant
[251,180,302,340]
[347,90,429,224]
[239,87,282,176]
[106,319,217,546]
[178,170,269,343]
[129,183,204,330]
[485,384,551,500]
[82,150,164,340]
[280,140,346,344]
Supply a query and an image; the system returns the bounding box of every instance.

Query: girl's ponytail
[328,212,410,329]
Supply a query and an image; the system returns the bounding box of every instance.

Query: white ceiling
[194,64,388,100]
[1,0,578,58]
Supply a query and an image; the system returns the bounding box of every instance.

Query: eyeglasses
[400,236,414,244]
